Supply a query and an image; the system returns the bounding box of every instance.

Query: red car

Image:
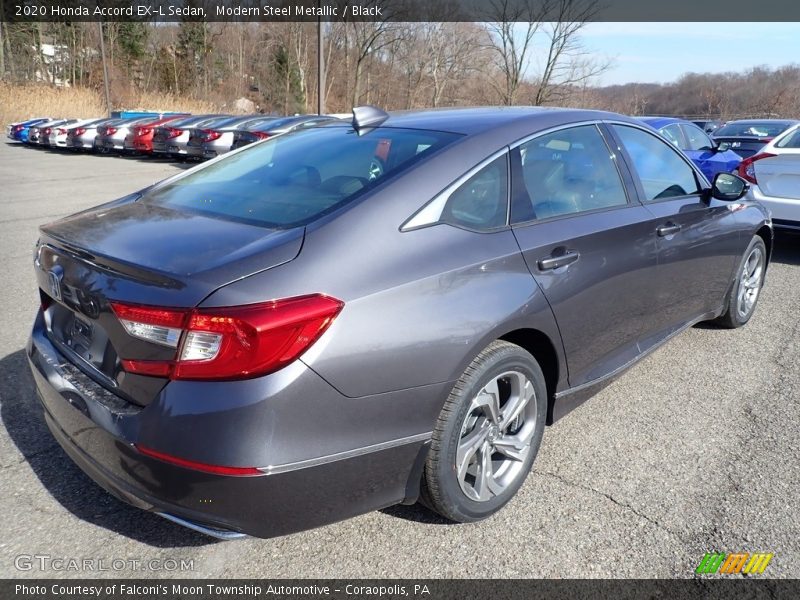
[124,114,189,154]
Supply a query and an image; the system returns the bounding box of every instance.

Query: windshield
[714,121,795,137]
[142,126,461,228]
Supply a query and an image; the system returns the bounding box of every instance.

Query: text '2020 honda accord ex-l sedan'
[28,106,772,539]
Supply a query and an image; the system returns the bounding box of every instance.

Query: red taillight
[44,127,51,135]
[113,294,343,381]
[73,127,86,136]
[202,129,222,141]
[165,127,182,139]
[253,131,270,140]
[14,125,23,132]
[737,152,777,185]
[57,128,67,135]
[135,127,152,137]
[106,127,117,135]
[134,444,263,476]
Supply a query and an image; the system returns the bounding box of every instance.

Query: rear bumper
[750,184,800,227]
[27,313,434,539]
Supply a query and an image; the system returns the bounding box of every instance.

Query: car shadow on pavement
[380,503,457,526]
[0,349,217,548]
[772,232,800,266]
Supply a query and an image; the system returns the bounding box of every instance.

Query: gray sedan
[28,106,770,540]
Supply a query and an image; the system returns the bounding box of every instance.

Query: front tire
[716,235,767,328]
[422,341,547,523]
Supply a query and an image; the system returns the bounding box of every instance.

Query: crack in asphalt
[534,468,685,541]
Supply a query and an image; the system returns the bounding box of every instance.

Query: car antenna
[352,105,389,135]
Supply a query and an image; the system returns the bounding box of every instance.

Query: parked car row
[6,112,342,160]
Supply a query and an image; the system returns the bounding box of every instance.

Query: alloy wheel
[736,246,764,319]
[456,370,538,502]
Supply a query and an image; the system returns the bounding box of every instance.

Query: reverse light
[113,295,344,381]
[737,152,776,185]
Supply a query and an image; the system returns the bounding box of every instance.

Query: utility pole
[317,11,325,115]
[98,22,112,115]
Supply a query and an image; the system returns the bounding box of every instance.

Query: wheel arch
[499,328,561,425]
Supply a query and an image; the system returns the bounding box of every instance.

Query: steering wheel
[367,158,385,181]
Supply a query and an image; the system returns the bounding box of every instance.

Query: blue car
[7,117,51,142]
[638,117,741,181]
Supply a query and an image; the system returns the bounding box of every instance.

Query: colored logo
[696,552,773,575]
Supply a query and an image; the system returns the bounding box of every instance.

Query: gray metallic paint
[29,107,772,538]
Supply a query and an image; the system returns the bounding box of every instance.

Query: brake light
[135,127,152,137]
[165,127,182,138]
[44,128,51,135]
[14,125,23,132]
[57,128,67,135]
[73,127,86,136]
[253,131,270,140]
[106,127,117,135]
[113,295,343,380]
[202,129,222,141]
[737,152,777,185]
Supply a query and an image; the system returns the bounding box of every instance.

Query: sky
[544,22,800,86]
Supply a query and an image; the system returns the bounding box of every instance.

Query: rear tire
[716,235,767,328]
[422,341,547,523]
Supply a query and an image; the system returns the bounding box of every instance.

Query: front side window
[512,124,628,222]
[681,124,714,151]
[143,126,461,228]
[613,125,700,201]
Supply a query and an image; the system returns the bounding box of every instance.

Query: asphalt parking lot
[0,140,798,579]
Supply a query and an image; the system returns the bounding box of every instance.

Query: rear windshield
[142,126,461,228]
[714,121,795,137]
[776,126,800,148]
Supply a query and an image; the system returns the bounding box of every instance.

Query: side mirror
[710,173,749,201]
[715,141,731,152]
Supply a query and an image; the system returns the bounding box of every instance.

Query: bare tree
[484,0,549,105]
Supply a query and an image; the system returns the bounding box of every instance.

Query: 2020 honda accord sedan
[28,106,771,539]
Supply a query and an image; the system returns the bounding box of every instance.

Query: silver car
[67,117,116,151]
[151,114,230,158]
[28,119,72,146]
[48,119,102,149]
[741,122,800,231]
[184,116,259,159]
[95,118,152,153]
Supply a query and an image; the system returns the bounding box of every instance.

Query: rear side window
[512,125,628,222]
[143,126,461,228]
[613,125,700,201]
[660,124,683,147]
[776,127,800,148]
[441,154,509,230]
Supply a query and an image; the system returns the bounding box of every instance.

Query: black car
[712,119,799,158]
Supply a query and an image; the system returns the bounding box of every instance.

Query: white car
[47,118,102,148]
[740,123,800,231]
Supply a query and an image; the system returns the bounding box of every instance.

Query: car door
[510,124,661,388]
[680,123,740,180]
[608,123,743,349]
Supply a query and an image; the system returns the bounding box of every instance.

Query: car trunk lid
[754,153,800,200]
[36,199,304,406]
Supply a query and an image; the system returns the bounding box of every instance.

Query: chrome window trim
[401,147,510,232]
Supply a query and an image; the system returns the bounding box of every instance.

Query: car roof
[637,116,694,129]
[336,106,640,137]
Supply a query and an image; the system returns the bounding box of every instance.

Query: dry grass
[0,83,224,124]
[0,83,106,123]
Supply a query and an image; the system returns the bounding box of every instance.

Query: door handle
[657,223,682,237]
[537,250,580,271]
